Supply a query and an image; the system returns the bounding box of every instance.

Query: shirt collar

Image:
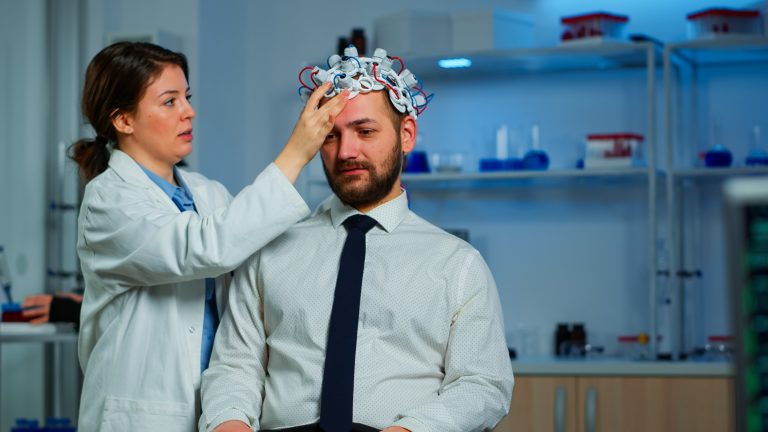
[139,165,194,202]
[328,190,408,234]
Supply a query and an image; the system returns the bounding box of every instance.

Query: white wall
[0,1,49,430]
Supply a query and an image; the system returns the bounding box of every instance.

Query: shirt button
[188,326,195,334]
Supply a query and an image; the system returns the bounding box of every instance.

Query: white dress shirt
[200,191,513,432]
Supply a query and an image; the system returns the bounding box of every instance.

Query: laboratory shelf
[512,356,732,377]
[671,166,768,179]
[0,323,77,343]
[667,36,768,67]
[401,167,650,182]
[308,168,653,189]
[662,35,768,362]
[305,42,657,79]
[402,41,657,78]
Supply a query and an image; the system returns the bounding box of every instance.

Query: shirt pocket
[101,396,192,432]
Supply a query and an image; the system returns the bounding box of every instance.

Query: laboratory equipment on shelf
[560,11,629,43]
[555,323,571,356]
[703,121,733,167]
[686,7,763,39]
[11,417,76,432]
[429,152,464,173]
[479,124,524,172]
[554,322,588,357]
[746,125,768,166]
[704,144,733,167]
[0,245,29,323]
[404,151,430,173]
[0,245,12,303]
[522,123,549,170]
[617,333,652,360]
[582,133,644,169]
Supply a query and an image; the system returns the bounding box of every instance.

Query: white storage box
[560,12,629,43]
[686,8,763,39]
[583,133,644,168]
[374,11,452,57]
[452,9,534,52]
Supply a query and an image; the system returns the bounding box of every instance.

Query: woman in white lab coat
[72,42,347,432]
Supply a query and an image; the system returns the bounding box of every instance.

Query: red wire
[310,70,319,88]
[298,66,314,90]
[390,56,405,74]
[372,63,400,100]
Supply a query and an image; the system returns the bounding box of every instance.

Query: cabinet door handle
[585,387,597,432]
[554,386,566,432]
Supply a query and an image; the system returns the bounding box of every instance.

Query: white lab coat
[76,150,310,432]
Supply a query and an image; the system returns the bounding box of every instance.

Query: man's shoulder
[261,210,331,251]
[400,211,479,256]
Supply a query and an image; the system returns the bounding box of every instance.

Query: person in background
[72,41,348,432]
[200,48,513,432]
[22,292,82,326]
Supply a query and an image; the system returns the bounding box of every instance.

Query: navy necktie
[319,214,378,432]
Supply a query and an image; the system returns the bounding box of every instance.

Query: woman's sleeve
[79,163,309,289]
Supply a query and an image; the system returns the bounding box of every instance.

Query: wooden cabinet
[493,376,733,432]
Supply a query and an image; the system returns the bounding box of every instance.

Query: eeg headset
[298,46,433,119]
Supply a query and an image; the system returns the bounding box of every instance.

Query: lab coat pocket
[101,396,192,432]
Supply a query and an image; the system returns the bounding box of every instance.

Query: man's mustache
[336,161,373,172]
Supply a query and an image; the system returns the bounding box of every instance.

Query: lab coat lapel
[178,170,211,216]
[108,150,181,213]
[175,169,228,316]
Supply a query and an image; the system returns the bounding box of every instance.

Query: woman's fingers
[302,82,332,116]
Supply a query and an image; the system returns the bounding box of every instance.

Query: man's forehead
[332,91,389,123]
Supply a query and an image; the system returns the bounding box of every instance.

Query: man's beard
[322,136,402,208]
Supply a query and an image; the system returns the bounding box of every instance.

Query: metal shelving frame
[663,35,768,359]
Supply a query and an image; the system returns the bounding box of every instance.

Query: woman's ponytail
[70,136,110,182]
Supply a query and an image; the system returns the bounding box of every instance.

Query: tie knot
[343,214,377,234]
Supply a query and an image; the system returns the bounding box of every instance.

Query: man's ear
[400,115,417,154]
[111,110,134,135]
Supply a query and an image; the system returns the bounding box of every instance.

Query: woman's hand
[21,292,83,324]
[275,82,349,183]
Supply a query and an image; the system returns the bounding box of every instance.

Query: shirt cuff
[201,408,253,432]
[263,162,310,218]
[392,416,431,432]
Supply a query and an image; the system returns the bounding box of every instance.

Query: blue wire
[333,73,346,89]
[298,86,312,98]
[342,55,362,69]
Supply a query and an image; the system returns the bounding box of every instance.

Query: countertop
[511,356,732,377]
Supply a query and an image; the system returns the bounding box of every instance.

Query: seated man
[200,47,513,432]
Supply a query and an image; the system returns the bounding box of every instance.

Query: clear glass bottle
[746,125,768,166]
[523,123,550,170]
[0,245,13,304]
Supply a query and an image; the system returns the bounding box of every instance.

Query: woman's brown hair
[71,42,188,181]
